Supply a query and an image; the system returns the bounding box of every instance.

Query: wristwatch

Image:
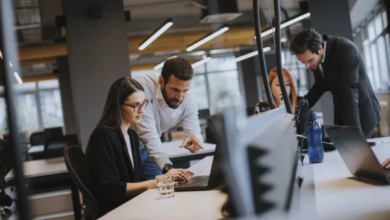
[162,164,173,174]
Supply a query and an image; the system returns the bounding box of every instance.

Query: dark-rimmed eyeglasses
[123,100,149,112]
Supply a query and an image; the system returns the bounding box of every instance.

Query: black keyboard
[175,176,209,189]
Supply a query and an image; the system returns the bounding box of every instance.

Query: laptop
[325,126,390,184]
[174,144,224,191]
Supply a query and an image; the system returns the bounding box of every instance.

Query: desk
[300,137,390,220]
[98,156,227,220]
[101,137,390,220]
[28,145,44,155]
[5,158,81,220]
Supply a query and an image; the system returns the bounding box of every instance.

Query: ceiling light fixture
[139,18,173,51]
[14,72,23,84]
[254,12,311,39]
[235,47,271,63]
[192,57,212,68]
[186,26,229,52]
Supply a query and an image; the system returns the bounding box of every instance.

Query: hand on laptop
[381,158,390,169]
[166,169,194,181]
[180,135,204,153]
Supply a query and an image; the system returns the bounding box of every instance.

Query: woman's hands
[165,169,194,181]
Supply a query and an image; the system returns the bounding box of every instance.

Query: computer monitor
[213,107,299,217]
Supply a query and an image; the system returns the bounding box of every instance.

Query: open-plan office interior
[0,0,390,219]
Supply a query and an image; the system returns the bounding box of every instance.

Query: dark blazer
[305,35,381,136]
[86,126,144,216]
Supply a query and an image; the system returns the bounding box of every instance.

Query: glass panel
[382,11,388,28]
[363,39,375,89]
[368,22,376,41]
[0,98,8,134]
[207,70,241,108]
[193,64,206,74]
[40,90,64,128]
[370,44,381,89]
[375,15,383,36]
[190,75,208,110]
[14,82,36,93]
[376,37,389,90]
[206,57,237,72]
[38,79,59,89]
[16,93,39,132]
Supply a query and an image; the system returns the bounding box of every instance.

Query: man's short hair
[161,56,193,84]
[289,29,324,55]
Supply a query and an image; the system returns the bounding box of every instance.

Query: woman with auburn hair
[254,68,298,114]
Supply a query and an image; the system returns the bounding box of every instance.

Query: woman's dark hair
[161,56,193,85]
[289,29,324,55]
[96,77,144,129]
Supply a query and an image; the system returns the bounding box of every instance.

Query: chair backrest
[44,127,63,139]
[44,135,78,159]
[64,146,99,220]
[30,132,48,146]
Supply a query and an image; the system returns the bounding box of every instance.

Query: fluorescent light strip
[0,50,3,59]
[186,27,229,52]
[235,47,271,63]
[14,72,23,84]
[153,55,177,70]
[139,20,173,51]
[258,12,311,38]
[192,57,212,68]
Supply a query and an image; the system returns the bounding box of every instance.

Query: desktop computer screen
[213,107,299,217]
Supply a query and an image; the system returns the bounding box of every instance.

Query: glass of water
[156,174,175,199]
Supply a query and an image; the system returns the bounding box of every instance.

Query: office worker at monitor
[290,29,381,138]
[86,77,193,215]
[254,68,298,115]
[134,56,204,180]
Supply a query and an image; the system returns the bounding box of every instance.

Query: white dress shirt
[319,41,327,78]
[124,133,134,170]
[133,74,204,170]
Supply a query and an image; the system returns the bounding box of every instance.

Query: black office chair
[44,135,78,159]
[64,146,99,220]
[0,139,13,219]
[44,127,64,139]
[29,132,48,146]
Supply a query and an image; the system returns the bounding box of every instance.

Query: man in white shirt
[134,56,204,180]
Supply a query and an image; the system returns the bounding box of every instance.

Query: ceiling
[12,0,381,77]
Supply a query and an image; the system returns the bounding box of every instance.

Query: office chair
[29,132,48,146]
[0,139,13,219]
[44,127,63,139]
[64,146,100,220]
[44,135,78,159]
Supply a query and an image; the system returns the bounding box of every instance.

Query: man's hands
[165,169,194,181]
[382,158,390,169]
[179,135,204,153]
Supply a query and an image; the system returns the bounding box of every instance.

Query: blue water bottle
[305,111,324,163]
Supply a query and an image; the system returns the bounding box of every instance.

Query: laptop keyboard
[175,176,209,188]
[385,169,390,177]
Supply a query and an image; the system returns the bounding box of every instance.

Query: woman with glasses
[86,77,194,215]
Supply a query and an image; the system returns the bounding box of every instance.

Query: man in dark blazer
[290,29,380,138]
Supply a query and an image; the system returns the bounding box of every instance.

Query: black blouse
[86,126,144,216]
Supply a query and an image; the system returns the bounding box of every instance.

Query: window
[357,9,390,91]
[131,56,241,111]
[0,79,64,135]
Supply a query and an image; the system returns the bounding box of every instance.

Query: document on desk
[186,156,213,176]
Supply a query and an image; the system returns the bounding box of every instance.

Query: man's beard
[161,86,183,109]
